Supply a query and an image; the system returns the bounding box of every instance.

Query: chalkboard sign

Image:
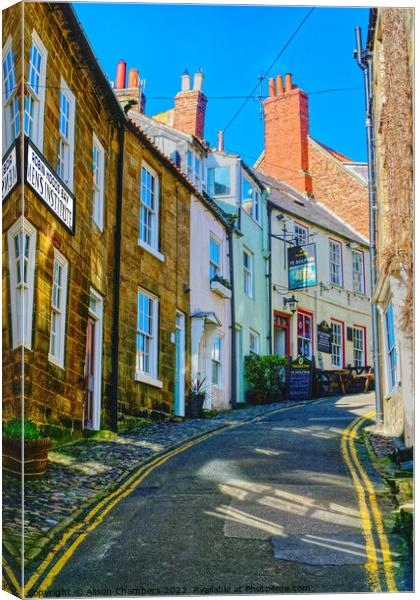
[287,355,313,401]
[317,321,332,353]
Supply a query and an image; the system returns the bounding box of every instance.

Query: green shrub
[245,354,288,402]
[4,419,44,440]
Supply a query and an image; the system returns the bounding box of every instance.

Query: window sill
[138,240,165,262]
[135,371,163,388]
[210,279,232,299]
[48,354,65,370]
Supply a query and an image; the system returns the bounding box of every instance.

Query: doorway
[174,310,186,416]
[83,288,103,430]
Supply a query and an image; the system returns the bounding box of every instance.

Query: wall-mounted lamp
[283,294,298,314]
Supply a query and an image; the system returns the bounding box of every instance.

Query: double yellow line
[341,412,397,592]
[21,402,310,597]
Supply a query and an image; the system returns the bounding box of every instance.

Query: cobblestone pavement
[3,401,301,555]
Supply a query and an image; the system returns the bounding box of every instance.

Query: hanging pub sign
[2,139,20,203]
[287,355,313,401]
[24,137,75,234]
[317,320,332,353]
[288,243,317,290]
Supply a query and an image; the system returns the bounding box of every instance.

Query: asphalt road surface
[38,394,407,596]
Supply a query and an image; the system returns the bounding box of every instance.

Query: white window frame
[249,330,260,355]
[331,320,344,368]
[352,249,365,294]
[135,288,162,388]
[243,248,254,298]
[241,174,261,224]
[139,161,164,262]
[92,133,105,231]
[209,235,221,281]
[211,335,223,388]
[329,239,343,286]
[2,36,20,153]
[7,218,37,350]
[383,304,399,392]
[353,326,365,369]
[48,248,68,369]
[294,222,309,246]
[24,30,47,151]
[208,165,231,197]
[56,78,76,191]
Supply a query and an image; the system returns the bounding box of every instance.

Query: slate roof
[250,168,368,246]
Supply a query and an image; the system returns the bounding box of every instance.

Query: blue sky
[74,2,370,163]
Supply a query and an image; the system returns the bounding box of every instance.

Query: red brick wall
[308,140,369,240]
[173,91,207,139]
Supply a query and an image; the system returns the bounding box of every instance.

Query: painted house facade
[121,71,233,410]
[206,149,270,404]
[253,171,372,370]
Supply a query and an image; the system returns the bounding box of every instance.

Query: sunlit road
[39,394,408,595]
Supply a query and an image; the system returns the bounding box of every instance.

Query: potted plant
[3,419,51,480]
[245,354,287,404]
[189,377,207,419]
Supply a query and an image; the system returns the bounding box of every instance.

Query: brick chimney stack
[114,61,146,114]
[262,73,312,194]
[173,69,207,140]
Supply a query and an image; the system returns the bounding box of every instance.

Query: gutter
[110,126,125,432]
[267,199,273,353]
[228,225,237,406]
[355,25,383,426]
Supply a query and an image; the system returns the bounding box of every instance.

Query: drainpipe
[110,125,125,432]
[355,26,383,427]
[267,199,273,354]
[228,225,237,406]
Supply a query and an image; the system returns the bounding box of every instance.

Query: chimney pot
[115,60,127,90]
[268,78,276,98]
[217,131,224,152]
[181,69,191,92]
[193,70,204,92]
[285,73,293,92]
[128,68,139,89]
[276,75,284,95]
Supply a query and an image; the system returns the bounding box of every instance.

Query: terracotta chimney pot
[285,73,293,92]
[268,78,276,98]
[115,60,127,90]
[276,75,284,95]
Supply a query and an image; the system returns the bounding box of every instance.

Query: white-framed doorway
[174,310,186,416]
[83,287,103,430]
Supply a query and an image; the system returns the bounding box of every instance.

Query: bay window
[7,218,37,350]
[241,175,261,223]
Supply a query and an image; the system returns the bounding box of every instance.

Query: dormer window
[208,166,230,197]
[241,175,261,223]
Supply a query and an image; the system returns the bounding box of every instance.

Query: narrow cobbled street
[22,394,412,597]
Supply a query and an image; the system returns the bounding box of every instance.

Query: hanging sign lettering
[25,138,75,234]
[287,355,313,401]
[288,243,317,290]
[2,140,19,203]
[317,321,332,354]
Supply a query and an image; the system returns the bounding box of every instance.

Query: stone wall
[117,130,191,420]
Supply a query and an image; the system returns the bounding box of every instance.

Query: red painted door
[84,316,96,429]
